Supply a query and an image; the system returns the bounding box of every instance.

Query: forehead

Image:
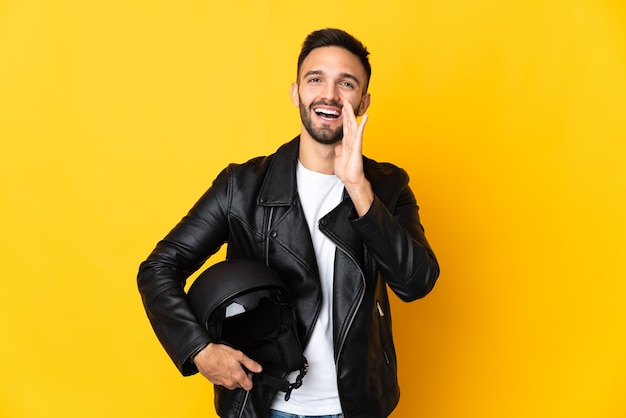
[298,46,367,83]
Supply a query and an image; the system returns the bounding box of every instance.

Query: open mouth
[313,107,341,121]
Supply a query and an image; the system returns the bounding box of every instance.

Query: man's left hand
[334,100,374,216]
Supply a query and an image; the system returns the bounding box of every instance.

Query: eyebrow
[303,70,361,86]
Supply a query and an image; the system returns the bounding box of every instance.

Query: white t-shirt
[270,161,344,415]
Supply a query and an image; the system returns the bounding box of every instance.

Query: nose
[321,82,341,104]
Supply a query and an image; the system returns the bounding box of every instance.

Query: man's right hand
[192,343,263,391]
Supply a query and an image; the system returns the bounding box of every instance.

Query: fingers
[342,101,368,150]
[194,343,262,391]
[358,113,369,137]
[335,100,366,180]
[235,352,262,391]
[239,352,263,374]
[342,101,357,144]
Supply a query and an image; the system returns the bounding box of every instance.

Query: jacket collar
[258,136,375,210]
[257,136,301,206]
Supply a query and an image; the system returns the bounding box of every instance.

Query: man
[138,28,439,418]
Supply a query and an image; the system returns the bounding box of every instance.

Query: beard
[299,99,344,145]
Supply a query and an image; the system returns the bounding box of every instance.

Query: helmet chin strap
[253,359,308,401]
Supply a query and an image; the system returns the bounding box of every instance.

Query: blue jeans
[269,410,343,418]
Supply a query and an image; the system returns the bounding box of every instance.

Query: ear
[290,82,299,107]
[357,92,371,116]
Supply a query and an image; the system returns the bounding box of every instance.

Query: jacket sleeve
[350,176,440,302]
[137,167,231,375]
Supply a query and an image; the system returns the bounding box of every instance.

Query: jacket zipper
[262,206,279,417]
[237,390,250,418]
[265,207,274,265]
[317,217,367,371]
[334,245,366,370]
[266,203,321,343]
[376,301,391,365]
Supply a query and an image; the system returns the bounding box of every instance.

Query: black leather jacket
[137,137,439,417]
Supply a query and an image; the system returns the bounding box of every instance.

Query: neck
[298,132,336,175]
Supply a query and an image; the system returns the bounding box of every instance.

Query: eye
[307,77,322,84]
[339,81,355,89]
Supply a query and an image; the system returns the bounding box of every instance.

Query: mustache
[309,100,343,110]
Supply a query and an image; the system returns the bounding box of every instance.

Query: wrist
[190,342,210,365]
[345,179,374,217]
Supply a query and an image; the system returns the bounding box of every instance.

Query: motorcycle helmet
[187,259,307,400]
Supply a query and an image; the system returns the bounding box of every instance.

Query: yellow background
[1,0,625,417]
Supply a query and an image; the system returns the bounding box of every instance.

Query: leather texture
[137,136,440,417]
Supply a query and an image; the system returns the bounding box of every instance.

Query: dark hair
[297,28,372,90]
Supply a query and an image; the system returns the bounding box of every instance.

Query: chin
[307,127,343,146]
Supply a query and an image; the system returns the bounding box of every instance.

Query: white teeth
[315,108,340,116]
